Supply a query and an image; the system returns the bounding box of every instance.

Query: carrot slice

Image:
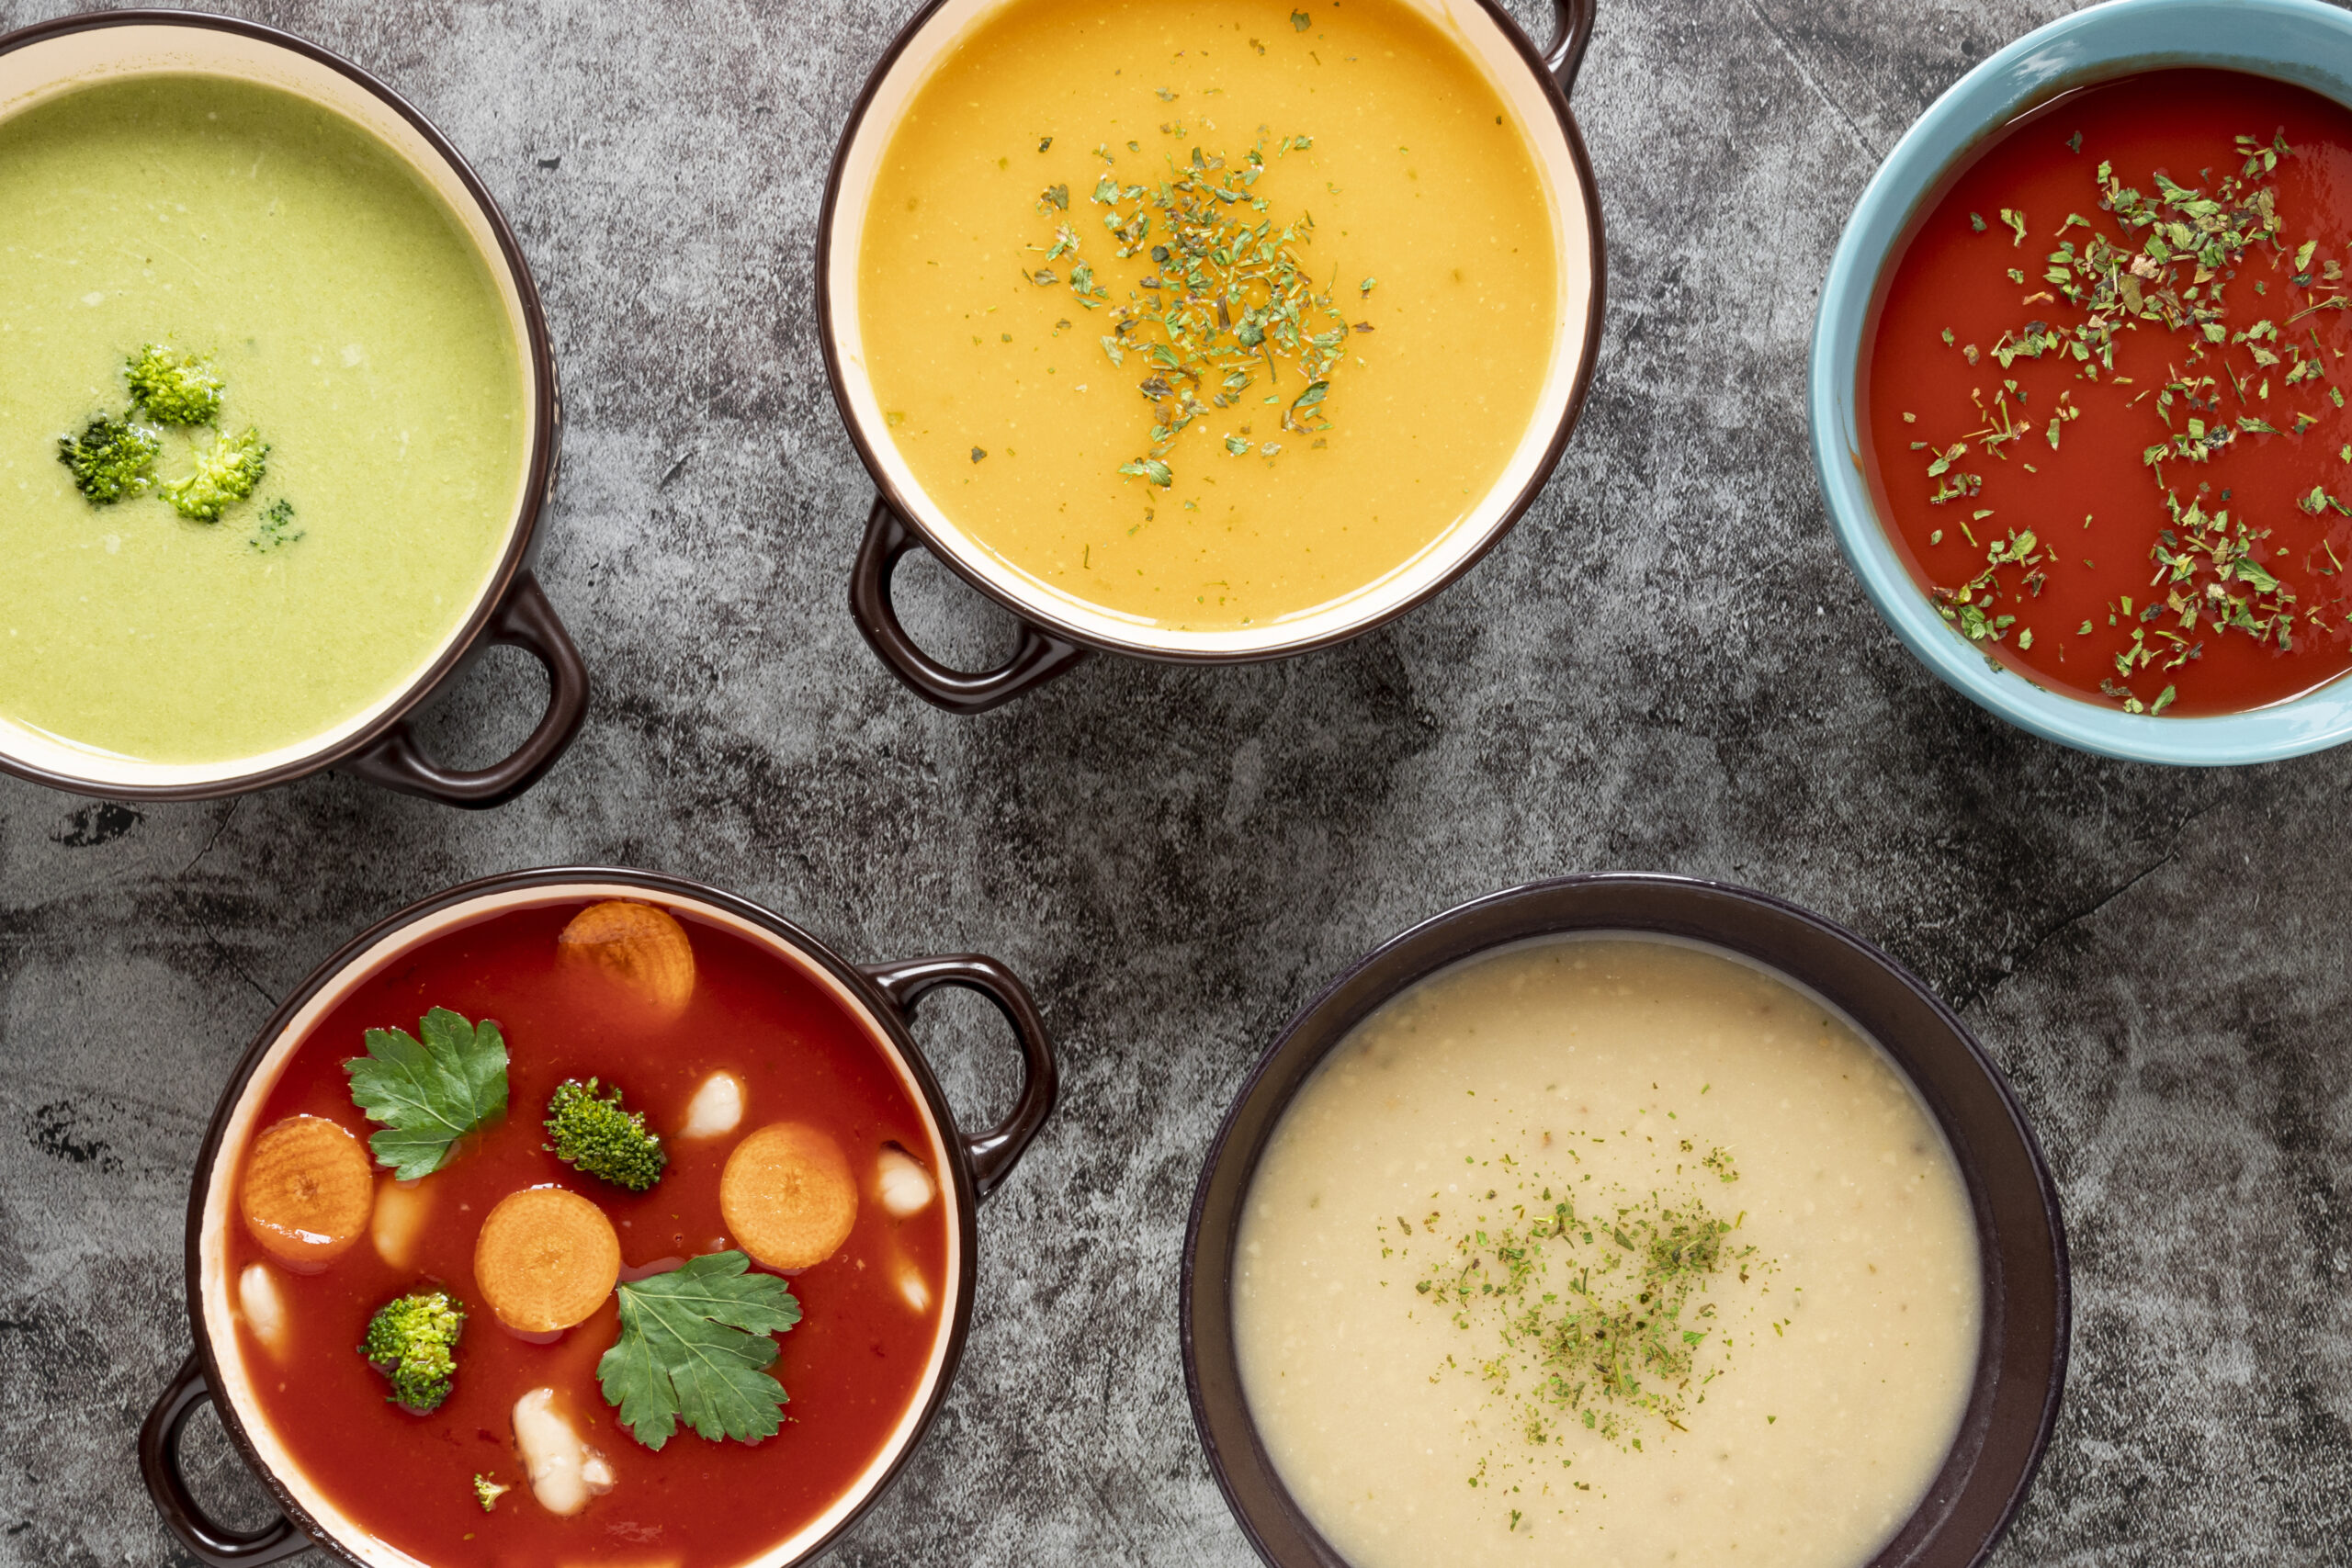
[240,1115,373,1273]
[474,1187,621,1332]
[721,1123,858,1271]
[556,901,695,1013]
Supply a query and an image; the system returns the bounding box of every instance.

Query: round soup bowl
[140,867,1059,1568]
[1184,874,2069,1568]
[819,0,1607,713]
[0,10,583,807]
[1810,0,2352,765]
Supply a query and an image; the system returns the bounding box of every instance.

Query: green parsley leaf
[343,1008,508,1179]
[597,1252,802,1450]
[1290,7,1310,28]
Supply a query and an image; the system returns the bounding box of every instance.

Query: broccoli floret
[472,1473,510,1512]
[250,498,303,551]
[362,1290,466,1415]
[125,344,224,425]
[544,1077,667,1191]
[56,417,161,504]
[161,427,268,521]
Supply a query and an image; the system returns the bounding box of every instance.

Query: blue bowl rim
[1808,0,2352,766]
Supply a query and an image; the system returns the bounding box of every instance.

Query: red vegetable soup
[213,897,954,1568]
[1865,69,2352,716]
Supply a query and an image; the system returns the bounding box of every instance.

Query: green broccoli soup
[0,73,528,769]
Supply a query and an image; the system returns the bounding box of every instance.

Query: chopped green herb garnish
[1041,132,1362,489]
[1410,1174,1758,1465]
[250,497,302,552]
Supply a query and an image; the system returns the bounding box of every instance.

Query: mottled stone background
[2,0,2347,1562]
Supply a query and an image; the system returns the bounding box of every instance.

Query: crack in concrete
[177,797,242,880]
[170,799,273,1010]
[193,908,277,1011]
[1739,0,1878,159]
[1958,795,2227,1014]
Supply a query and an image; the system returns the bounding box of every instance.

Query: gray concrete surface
[2,0,2348,1562]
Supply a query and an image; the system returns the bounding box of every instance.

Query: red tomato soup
[1865,69,2352,716]
[220,899,952,1568]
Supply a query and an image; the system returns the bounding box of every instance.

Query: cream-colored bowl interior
[196,884,967,1568]
[0,20,539,793]
[825,0,1596,658]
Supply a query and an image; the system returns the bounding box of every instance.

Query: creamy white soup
[1233,935,1981,1568]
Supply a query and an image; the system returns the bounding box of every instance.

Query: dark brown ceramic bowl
[1184,874,2068,1568]
[819,0,1608,713]
[139,866,1058,1568]
[0,11,582,807]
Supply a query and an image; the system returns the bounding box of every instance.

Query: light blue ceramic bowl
[1810,0,2352,766]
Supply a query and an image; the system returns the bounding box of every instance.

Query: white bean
[371,1176,431,1269]
[677,1072,744,1140]
[237,1264,287,1357]
[898,1260,932,1314]
[512,1387,614,1517]
[876,1145,937,1217]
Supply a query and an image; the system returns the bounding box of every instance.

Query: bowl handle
[849,495,1089,714]
[340,570,592,808]
[858,953,1060,1198]
[1544,0,1597,94]
[140,1352,307,1566]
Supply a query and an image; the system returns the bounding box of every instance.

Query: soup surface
[1865,69,2352,716]
[856,0,1561,630]
[219,900,951,1568]
[1234,936,1981,1568]
[0,73,526,766]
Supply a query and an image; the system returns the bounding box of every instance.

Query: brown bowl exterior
[817,0,1608,713]
[1182,874,2068,1568]
[0,9,583,807]
[141,867,1058,1568]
